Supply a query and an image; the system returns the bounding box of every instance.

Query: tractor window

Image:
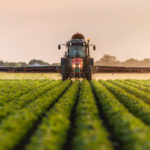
[69,45,86,57]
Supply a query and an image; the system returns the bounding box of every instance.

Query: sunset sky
[0,0,150,63]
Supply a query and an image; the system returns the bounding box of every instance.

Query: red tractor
[58,33,96,80]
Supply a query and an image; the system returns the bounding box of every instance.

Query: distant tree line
[1,55,150,67]
[95,54,150,67]
[0,59,60,67]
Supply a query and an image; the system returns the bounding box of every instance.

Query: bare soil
[93,73,150,80]
[0,72,150,80]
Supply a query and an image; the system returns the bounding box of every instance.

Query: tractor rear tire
[86,65,92,81]
[61,65,68,81]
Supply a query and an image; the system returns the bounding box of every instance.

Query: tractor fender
[61,58,68,65]
[61,58,68,73]
[86,65,92,80]
[88,58,94,66]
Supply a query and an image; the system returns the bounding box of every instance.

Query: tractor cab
[68,44,86,58]
[67,38,86,58]
[58,33,96,81]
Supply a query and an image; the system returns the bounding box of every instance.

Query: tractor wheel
[86,65,92,81]
[61,65,68,81]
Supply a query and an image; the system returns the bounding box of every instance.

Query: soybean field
[1,79,150,150]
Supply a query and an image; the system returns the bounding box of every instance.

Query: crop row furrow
[0,80,51,104]
[118,80,150,93]
[126,79,150,88]
[0,80,71,150]
[100,80,150,125]
[109,80,150,105]
[92,80,150,150]
[0,80,62,121]
[71,80,114,150]
[25,80,79,150]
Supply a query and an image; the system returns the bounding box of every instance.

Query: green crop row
[0,80,71,150]
[0,80,62,121]
[0,80,35,104]
[0,80,51,105]
[72,80,114,150]
[26,80,80,150]
[0,79,150,150]
[118,80,150,93]
[126,79,150,88]
[92,80,150,150]
[109,80,150,105]
[100,80,150,125]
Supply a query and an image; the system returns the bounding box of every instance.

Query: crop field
[1,79,150,150]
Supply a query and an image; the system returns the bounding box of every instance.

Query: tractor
[58,33,96,81]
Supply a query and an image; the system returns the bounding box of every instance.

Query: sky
[0,0,150,63]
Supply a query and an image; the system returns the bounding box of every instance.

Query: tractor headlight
[73,64,76,68]
[78,64,81,68]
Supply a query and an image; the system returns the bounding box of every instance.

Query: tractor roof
[66,33,85,45]
[72,33,85,39]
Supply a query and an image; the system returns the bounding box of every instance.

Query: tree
[29,59,50,66]
[16,62,28,67]
[122,58,138,67]
[0,60,4,66]
[96,54,118,66]
[100,54,116,63]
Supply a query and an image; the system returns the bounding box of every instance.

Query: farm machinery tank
[58,33,96,81]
